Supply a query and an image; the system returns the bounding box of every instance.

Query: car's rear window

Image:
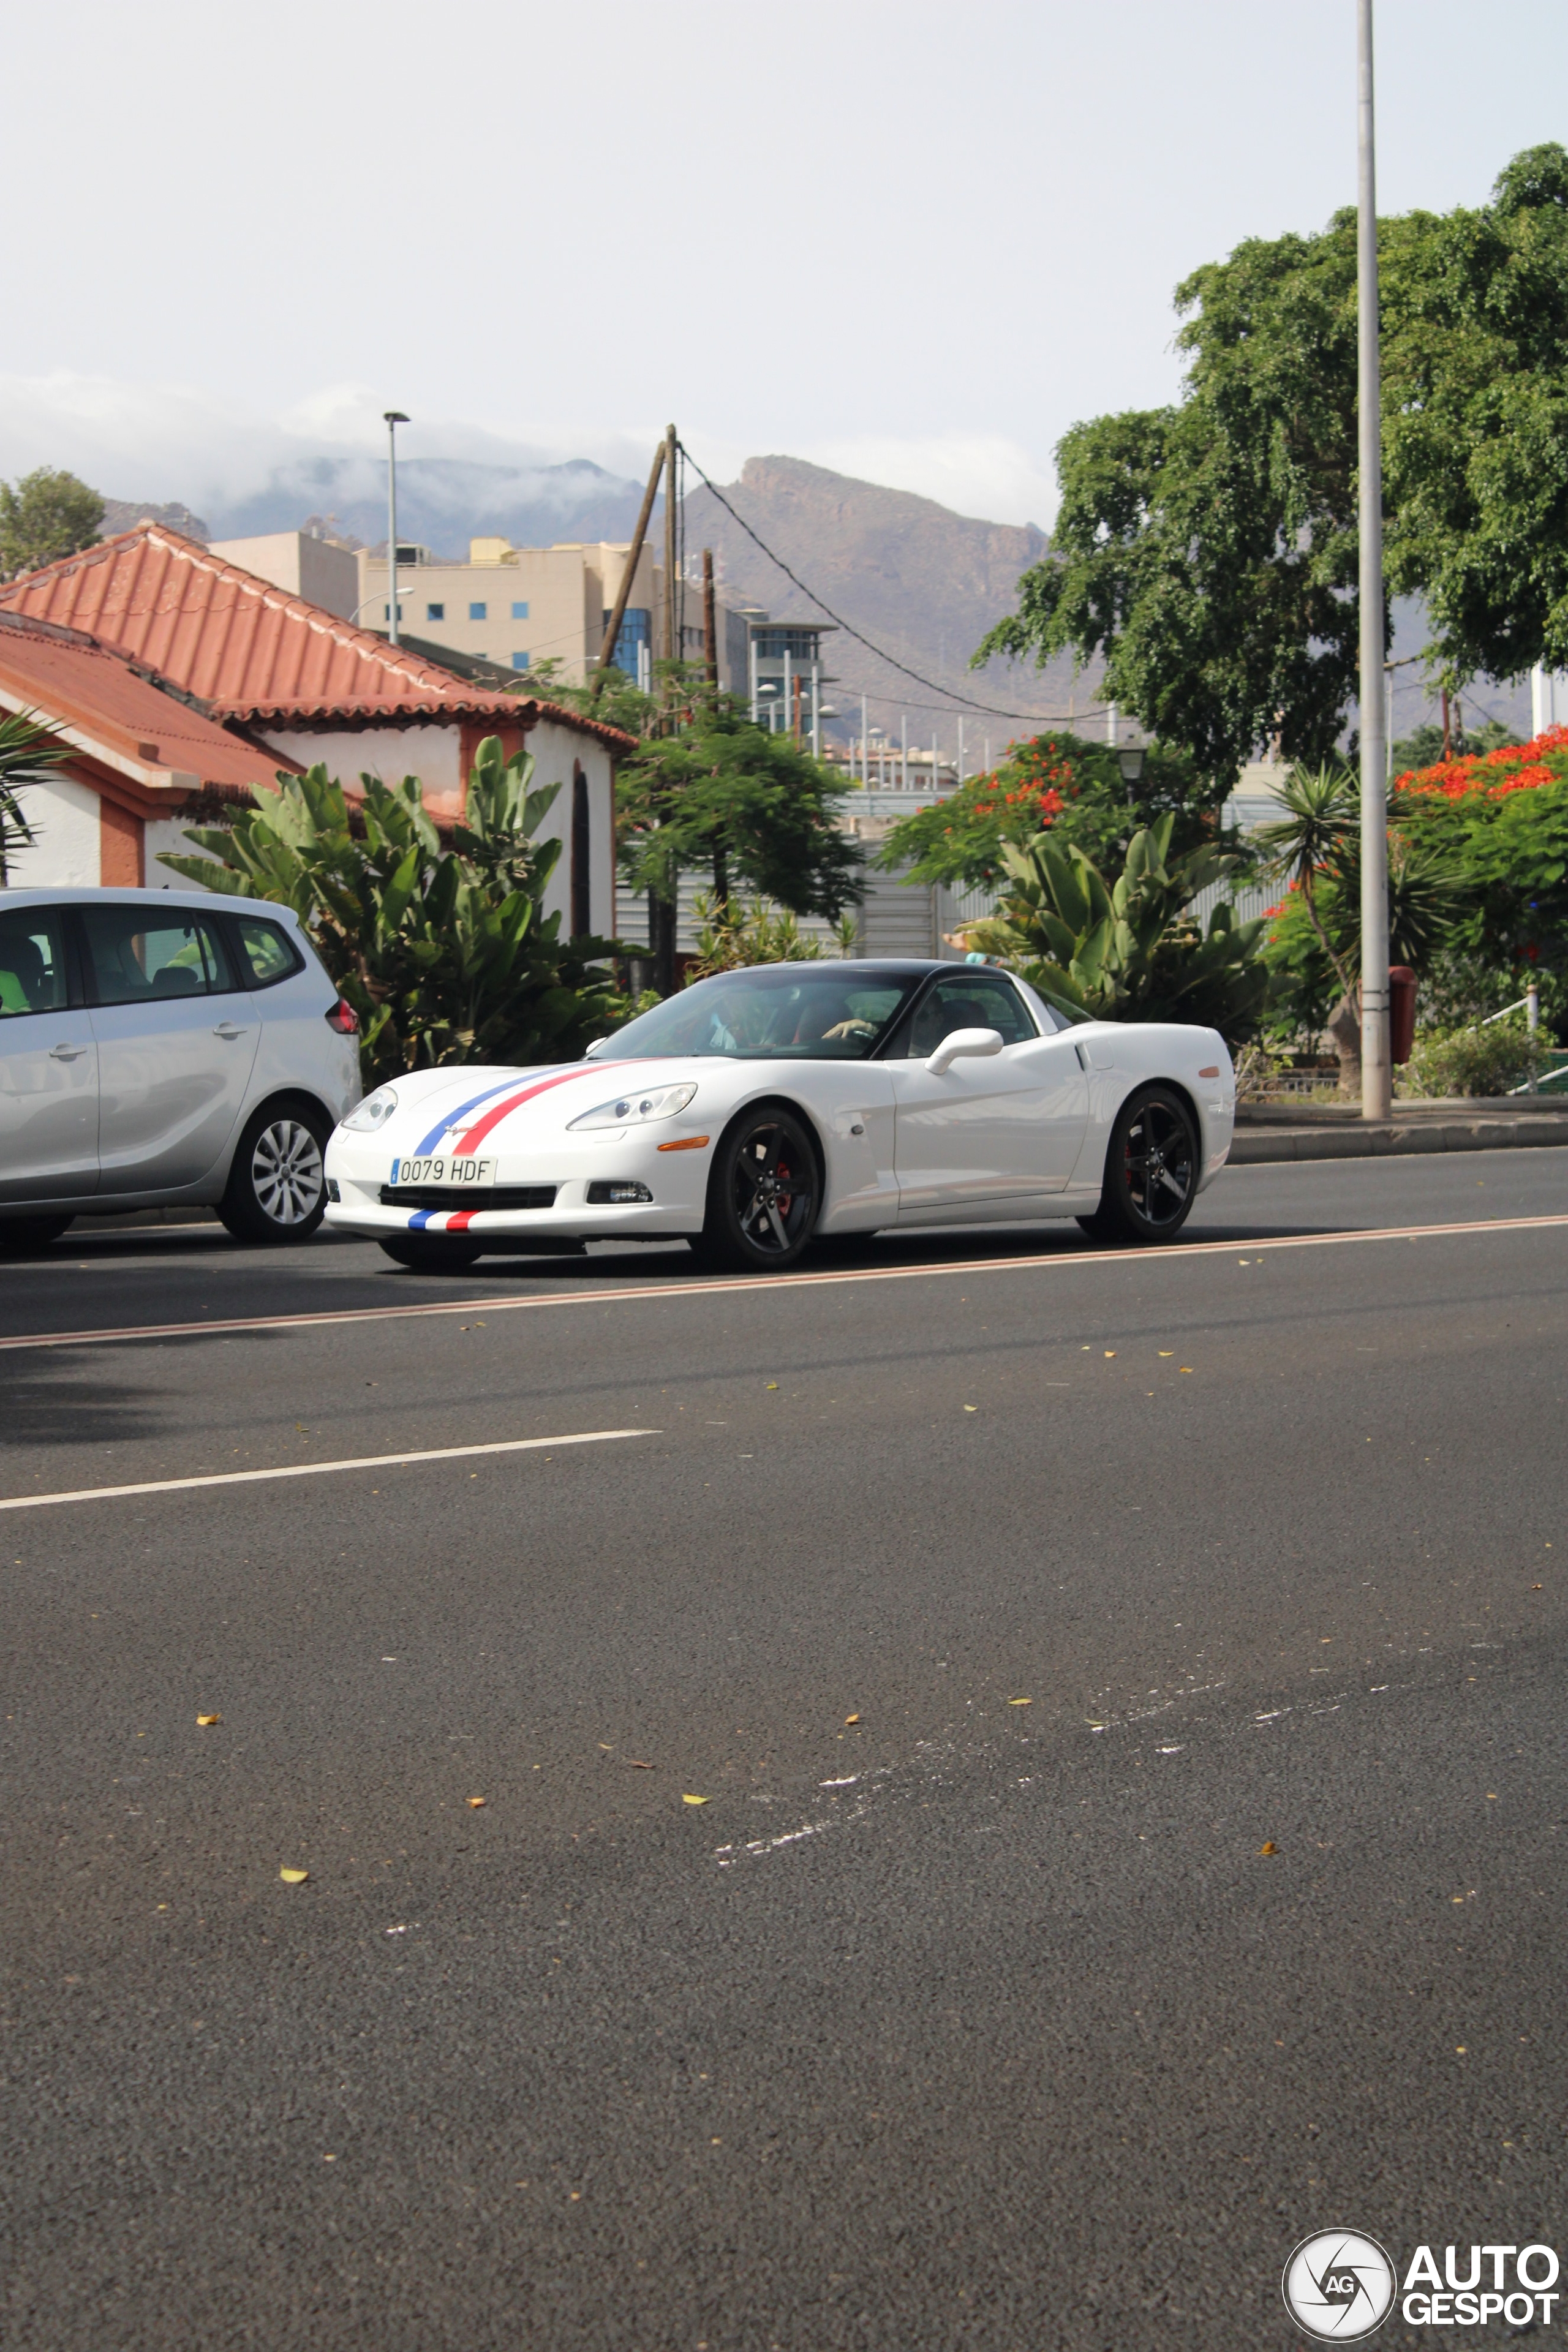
[230,914,304,989]
[79,906,236,1004]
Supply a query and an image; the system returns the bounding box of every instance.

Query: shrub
[1400,1014,1558,1098]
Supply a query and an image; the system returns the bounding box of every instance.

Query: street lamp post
[384,410,409,649]
[1355,2,1392,1117]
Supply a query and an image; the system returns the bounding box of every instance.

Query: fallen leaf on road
[1104,1351,1116,1359]
[1008,1697,1032,1706]
[844,1714,860,1725]
[467,1796,486,1808]
[598,1742,613,1751]
[1158,1351,1174,1357]
[626,1759,653,1769]
[963,1404,978,1413]
[1257,1842,1277,1856]
[765,1382,778,1390]
[280,1868,309,1883]
[196,1714,221,1727]
[682,1794,710,1806]
[1180,1368,1193,1374]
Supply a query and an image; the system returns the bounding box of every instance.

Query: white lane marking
[1,1213,1564,1355]
[0,1427,658,1513]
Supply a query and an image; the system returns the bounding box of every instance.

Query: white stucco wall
[526,720,616,938]
[146,814,206,887]
[3,774,101,889]
[255,725,464,804]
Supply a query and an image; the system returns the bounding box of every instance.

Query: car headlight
[567,1080,698,1132]
[341,1085,399,1133]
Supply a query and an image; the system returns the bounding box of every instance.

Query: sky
[2,0,1566,529]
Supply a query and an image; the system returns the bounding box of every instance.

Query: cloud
[0,374,1055,535]
[793,434,1058,529]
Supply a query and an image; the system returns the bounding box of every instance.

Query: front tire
[1079,1084,1198,1246]
[694,1105,820,1273]
[378,1235,484,1273]
[219,1100,331,1244]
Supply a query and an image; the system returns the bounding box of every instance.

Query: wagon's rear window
[607,967,921,1060]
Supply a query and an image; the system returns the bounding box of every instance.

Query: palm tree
[1252,763,1360,1005]
[0,710,64,886]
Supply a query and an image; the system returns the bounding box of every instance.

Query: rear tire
[378,1235,484,1273]
[0,1213,73,1256]
[1080,1084,1198,1246]
[219,1099,331,1244]
[695,1104,820,1273]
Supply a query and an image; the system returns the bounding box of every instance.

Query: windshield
[606,967,922,1060]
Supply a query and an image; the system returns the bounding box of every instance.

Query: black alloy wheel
[1077,1084,1198,1246]
[219,1100,332,1244]
[0,1213,74,1256]
[696,1106,820,1272]
[378,1234,484,1273]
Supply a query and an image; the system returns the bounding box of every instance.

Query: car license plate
[391,1155,497,1187]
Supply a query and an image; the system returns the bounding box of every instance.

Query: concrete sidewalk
[1230,1096,1568,1163]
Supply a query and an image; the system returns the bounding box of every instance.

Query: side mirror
[925,1026,1004,1076]
[583,1037,607,1058]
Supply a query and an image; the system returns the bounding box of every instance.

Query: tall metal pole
[1357,0,1391,1117]
[383,410,408,648]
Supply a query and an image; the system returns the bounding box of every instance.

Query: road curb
[1230,1116,1568,1163]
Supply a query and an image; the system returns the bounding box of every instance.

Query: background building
[356,540,752,693]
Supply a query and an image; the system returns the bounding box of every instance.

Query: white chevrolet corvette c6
[323,959,1235,1273]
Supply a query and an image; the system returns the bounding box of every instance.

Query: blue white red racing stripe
[412,1073,549,1157]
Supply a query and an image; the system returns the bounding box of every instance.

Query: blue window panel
[426,601,445,622]
[469,601,488,621]
[612,606,650,676]
[511,652,530,671]
[511,600,530,620]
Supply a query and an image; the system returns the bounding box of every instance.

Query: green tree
[0,710,67,885]
[616,677,863,993]
[959,813,1272,1041]
[0,467,104,580]
[978,145,1568,785]
[160,738,620,1082]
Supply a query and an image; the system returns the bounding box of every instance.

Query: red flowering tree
[1392,724,1568,965]
[873,729,1224,891]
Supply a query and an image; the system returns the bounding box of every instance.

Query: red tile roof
[0,610,293,797]
[0,526,635,752]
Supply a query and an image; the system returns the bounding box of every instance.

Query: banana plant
[961,811,1273,1039]
[161,739,620,1080]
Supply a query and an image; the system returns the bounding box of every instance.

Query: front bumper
[323,1127,712,1242]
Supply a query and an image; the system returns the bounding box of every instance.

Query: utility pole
[901,712,908,791]
[383,411,408,648]
[701,549,718,689]
[861,693,868,785]
[594,439,666,697]
[1357,0,1392,1118]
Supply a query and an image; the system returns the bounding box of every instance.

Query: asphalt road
[4,1148,1567,2351]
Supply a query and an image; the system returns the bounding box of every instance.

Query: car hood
[364,1057,704,1153]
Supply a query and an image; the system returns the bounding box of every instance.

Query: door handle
[48,1042,89,1061]
[213,1022,249,1040]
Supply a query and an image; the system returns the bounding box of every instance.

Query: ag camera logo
[1282,2231,1396,2341]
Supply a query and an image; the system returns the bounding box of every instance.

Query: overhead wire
[677,440,1108,729]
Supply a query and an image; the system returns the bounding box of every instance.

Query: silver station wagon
[0,886,361,1253]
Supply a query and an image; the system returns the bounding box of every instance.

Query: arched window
[570,763,591,938]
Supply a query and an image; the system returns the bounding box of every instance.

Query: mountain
[201,456,650,560]
[683,454,1092,757]
[101,498,211,540]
